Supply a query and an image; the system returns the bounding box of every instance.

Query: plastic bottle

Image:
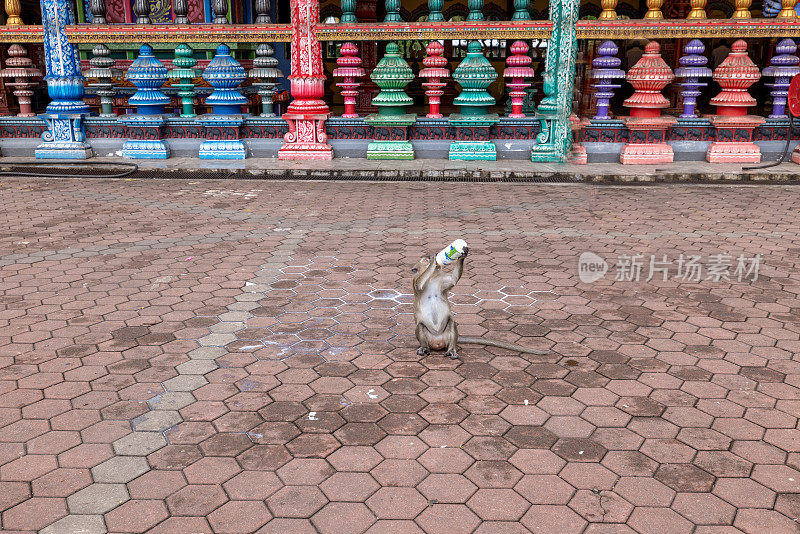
[436,239,468,266]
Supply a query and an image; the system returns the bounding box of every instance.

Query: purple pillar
[764,38,800,119]
[590,41,625,121]
[675,39,711,119]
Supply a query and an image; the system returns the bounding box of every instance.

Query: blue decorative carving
[202,44,247,115]
[126,44,170,115]
[199,45,248,158]
[37,0,92,158]
[121,44,171,159]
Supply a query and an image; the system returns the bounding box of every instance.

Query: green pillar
[531,0,580,162]
[365,42,415,159]
[169,44,199,118]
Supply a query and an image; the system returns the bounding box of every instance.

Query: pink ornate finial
[709,39,760,117]
[333,42,365,118]
[0,44,42,117]
[620,40,676,164]
[707,39,764,163]
[503,40,535,118]
[623,41,674,118]
[419,41,449,119]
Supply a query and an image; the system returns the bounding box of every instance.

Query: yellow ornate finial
[645,0,664,18]
[778,0,798,18]
[599,0,618,19]
[5,0,23,25]
[687,0,707,18]
[732,0,752,17]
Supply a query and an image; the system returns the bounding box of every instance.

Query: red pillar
[278,0,334,160]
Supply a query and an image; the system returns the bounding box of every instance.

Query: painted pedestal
[122,44,171,159]
[200,45,248,159]
[365,42,415,160]
[449,41,498,161]
[706,40,763,163]
[198,115,246,159]
[621,42,675,164]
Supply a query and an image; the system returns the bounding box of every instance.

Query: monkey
[412,248,548,359]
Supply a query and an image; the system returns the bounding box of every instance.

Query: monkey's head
[411,256,433,283]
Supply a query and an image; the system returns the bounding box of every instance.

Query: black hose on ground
[0,161,139,179]
[743,113,795,171]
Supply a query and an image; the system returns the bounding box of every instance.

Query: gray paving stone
[67,483,130,514]
[40,514,107,534]
[131,409,182,432]
[174,360,218,375]
[147,391,196,410]
[197,333,238,346]
[188,347,227,360]
[113,431,167,456]
[162,375,208,391]
[91,456,150,483]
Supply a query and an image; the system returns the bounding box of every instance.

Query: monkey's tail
[459,336,549,355]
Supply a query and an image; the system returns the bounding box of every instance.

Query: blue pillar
[37,0,92,159]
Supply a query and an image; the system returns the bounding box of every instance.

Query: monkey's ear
[411,267,418,274]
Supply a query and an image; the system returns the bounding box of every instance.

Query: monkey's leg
[416,323,432,356]
[444,320,459,360]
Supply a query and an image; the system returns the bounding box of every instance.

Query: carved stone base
[36,114,93,159]
[620,142,674,164]
[449,141,497,161]
[706,141,761,163]
[122,139,170,159]
[792,145,800,164]
[367,140,414,160]
[199,140,247,159]
[569,143,587,165]
[279,114,333,160]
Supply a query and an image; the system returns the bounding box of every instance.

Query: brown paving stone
[267,485,328,518]
[207,500,272,534]
[311,502,376,534]
[166,484,228,516]
[520,504,588,532]
[1,496,67,531]
[365,487,427,519]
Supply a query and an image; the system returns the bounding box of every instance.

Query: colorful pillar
[333,42,365,119]
[763,39,800,119]
[36,0,92,159]
[504,41,535,119]
[419,41,449,119]
[279,0,333,160]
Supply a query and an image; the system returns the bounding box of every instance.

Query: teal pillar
[428,0,444,21]
[531,0,580,162]
[449,41,499,161]
[384,0,401,21]
[467,0,484,20]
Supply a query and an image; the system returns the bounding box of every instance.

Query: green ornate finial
[370,42,413,116]
[512,0,531,19]
[384,0,401,21]
[169,44,199,118]
[365,42,416,159]
[449,41,500,161]
[467,0,484,20]
[341,0,357,22]
[428,0,444,21]
[452,41,498,116]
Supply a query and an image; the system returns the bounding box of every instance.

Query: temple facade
[3,0,800,162]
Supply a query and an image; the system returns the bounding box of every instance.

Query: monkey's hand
[462,246,469,256]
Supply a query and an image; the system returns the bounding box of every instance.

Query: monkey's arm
[414,257,438,291]
[444,253,467,290]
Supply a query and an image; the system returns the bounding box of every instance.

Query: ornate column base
[791,145,800,164]
[121,116,170,159]
[706,115,764,163]
[35,114,93,159]
[365,114,415,160]
[279,114,333,160]
[620,116,676,164]
[568,115,588,165]
[198,115,247,160]
[449,114,499,161]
